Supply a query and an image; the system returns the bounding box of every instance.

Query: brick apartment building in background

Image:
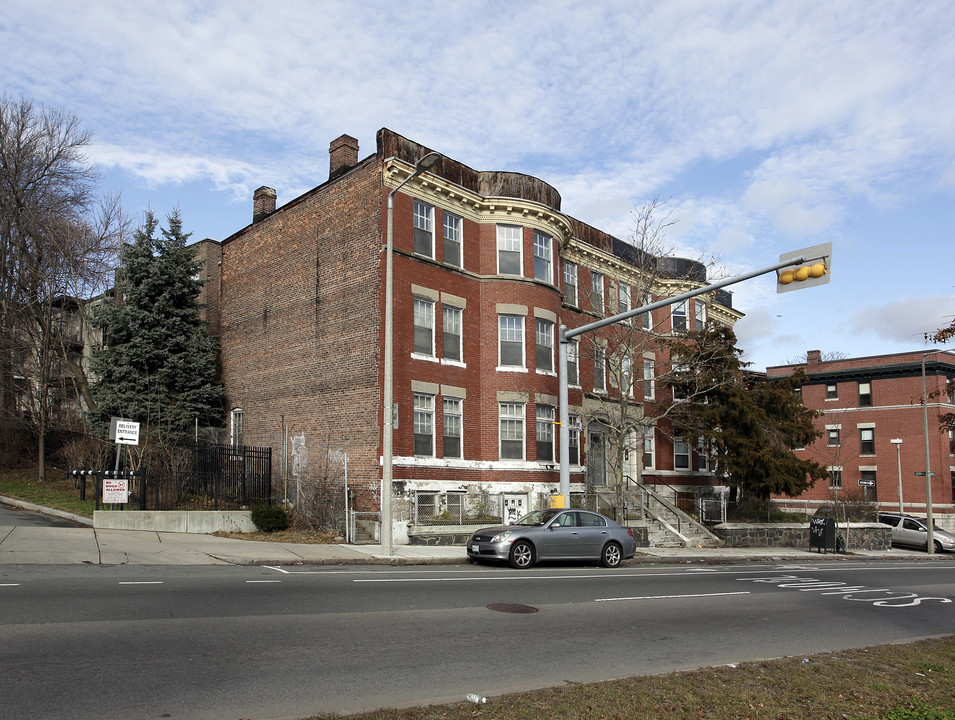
[193,129,742,543]
[767,349,955,527]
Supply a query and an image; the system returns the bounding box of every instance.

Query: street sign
[110,417,140,446]
[914,471,936,477]
[102,478,129,504]
[858,479,875,487]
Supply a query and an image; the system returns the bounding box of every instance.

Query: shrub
[250,504,289,532]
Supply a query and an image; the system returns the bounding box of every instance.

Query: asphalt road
[1,560,953,720]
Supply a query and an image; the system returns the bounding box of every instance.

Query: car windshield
[513,509,562,527]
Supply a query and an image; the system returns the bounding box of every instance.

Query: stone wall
[713,522,890,551]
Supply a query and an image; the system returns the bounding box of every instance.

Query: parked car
[467,508,638,569]
[878,512,955,553]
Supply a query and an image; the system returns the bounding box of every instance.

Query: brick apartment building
[194,129,741,542]
[767,350,955,524]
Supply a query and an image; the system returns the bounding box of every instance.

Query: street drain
[487,603,539,614]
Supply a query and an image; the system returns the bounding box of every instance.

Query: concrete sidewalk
[0,497,938,567]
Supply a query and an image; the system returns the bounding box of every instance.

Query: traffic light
[776,242,832,293]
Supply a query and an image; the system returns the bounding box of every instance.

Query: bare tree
[570,199,728,521]
[0,95,124,479]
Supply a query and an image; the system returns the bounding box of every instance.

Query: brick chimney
[807,350,821,366]
[253,186,276,223]
[329,134,359,180]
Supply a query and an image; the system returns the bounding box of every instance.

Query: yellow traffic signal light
[776,243,832,293]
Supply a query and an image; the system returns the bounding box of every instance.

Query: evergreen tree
[90,210,222,467]
[667,325,829,499]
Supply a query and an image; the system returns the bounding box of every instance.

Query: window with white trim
[497,225,522,276]
[413,199,434,258]
[697,436,709,471]
[826,383,838,400]
[563,262,578,306]
[672,300,687,333]
[443,212,462,268]
[694,302,706,330]
[827,426,841,446]
[443,305,462,362]
[858,381,872,407]
[860,427,875,455]
[499,402,525,460]
[674,429,690,470]
[533,231,552,283]
[536,404,554,462]
[443,397,462,459]
[643,356,655,400]
[592,272,604,315]
[567,339,579,386]
[230,408,243,447]
[535,318,554,373]
[414,393,435,456]
[413,297,434,356]
[499,315,524,368]
[569,415,580,465]
[594,343,606,392]
[643,425,654,470]
[618,283,630,314]
[640,292,652,329]
[829,468,843,489]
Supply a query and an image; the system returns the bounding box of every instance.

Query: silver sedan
[467,509,638,569]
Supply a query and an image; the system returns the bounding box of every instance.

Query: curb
[0,495,93,526]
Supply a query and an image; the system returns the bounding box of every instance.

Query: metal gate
[349,511,380,544]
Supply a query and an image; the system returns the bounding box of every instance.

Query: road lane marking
[595,591,751,602]
[246,580,282,583]
[1,583,21,587]
[119,581,164,585]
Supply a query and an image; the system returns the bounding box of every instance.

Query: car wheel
[508,540,535,569]
[600,542,623,568]
[935,540,944,554]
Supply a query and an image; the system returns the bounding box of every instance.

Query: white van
[878,512,955,553]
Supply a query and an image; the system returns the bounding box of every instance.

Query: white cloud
[850,297,955,344]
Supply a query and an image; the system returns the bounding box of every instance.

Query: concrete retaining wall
[93,510,256,534]
[713,522,890,551]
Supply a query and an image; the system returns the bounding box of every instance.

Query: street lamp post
[921,352,935,555]
[890,438,903,513]
[382,151,442,556]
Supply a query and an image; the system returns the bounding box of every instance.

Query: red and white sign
[103,479,129,504]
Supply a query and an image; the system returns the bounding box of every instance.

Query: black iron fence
[71,444,272,511]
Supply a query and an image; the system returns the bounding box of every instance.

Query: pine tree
[90,210,223,467]
[667,325,829,500]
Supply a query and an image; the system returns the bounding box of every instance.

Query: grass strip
[308,636,955,720]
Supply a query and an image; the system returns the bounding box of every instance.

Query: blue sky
[3,0,954,372]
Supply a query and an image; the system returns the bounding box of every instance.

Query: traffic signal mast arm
[557,247,832,506]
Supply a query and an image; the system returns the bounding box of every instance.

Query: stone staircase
[640,484,724,548]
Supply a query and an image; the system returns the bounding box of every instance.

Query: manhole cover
[487,603,539,614]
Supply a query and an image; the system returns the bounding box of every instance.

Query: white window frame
[443,397,462,459]
[563,261,578,306]
[860,426,875,455]
[536,404,555,463]
[413,199,434,258]
[498,314,525,369]
[643,356,655,400]
[497,225,523,276]
[413,393,435,457]
[643,425,655,470]
[499,402,525,461]
[413,297,435,357]
[592,272,604,315]
[569,415,580,465]
[230,408,244,447]
[672,300,688,333]
[829,466,843,489]
[858,381,872,407]
[618,282,630,314]
[694,301,706,331]
[535,318,554,374]
[594,342,606,392]
[567,339,579,386]
[674,429,690,470]
[443,305,463,363]
[640,292,652,329]
[826,424,841,447]
[697,436,709,471]
[443,212,462,268]
[533,231,552,283]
